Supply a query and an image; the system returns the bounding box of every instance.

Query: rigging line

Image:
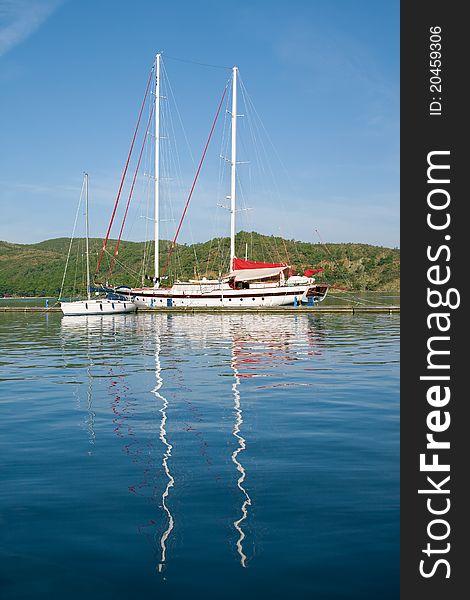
[139,128,151,284]
[239,77,296,265]
[279,230,292,266]
[160,64,186,279]
[105,259,141,286]
[245,82,305,269]
[162,60,196,166]
[102,247,142,279]
[314,228,352,289]
[314,228,334,258]
[328,292,390,306]
[240,75,294,188]
[237,81,270,263]
[163,62,204,282]
[58,176,86,300]
[95,64,155,276]
[72,237,81,300]
[207,86,231,277]
[122,162,148,246]
[325,292,372,306]
[241,82,286,265]
[164,54,231,71]
[141,192,152,285]
[162,62,198,281]
[109,103,155,276]
[161,82,229,278]
[138,92,154,285]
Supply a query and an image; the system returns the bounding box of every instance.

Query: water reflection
[230,344,251,567]
[152,322,174,573]
[60,316,114,449]
[61,315,176,572]
[59,312,325,572]
[85,336,96,450]
[2,307,400,598]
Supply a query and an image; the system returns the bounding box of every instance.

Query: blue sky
[0,0,399,248]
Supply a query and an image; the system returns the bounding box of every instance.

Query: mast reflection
[60,312,323,572]
[231,345,252,568]
[152,323,174,573]
[61,315,107,449]
[85,342,96,450]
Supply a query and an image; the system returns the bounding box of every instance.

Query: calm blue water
[0,311,399,599]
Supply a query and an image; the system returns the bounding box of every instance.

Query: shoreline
[1,305,400,314]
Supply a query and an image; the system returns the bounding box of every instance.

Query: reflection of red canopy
[232,257,288,270]
[304,268,324,277]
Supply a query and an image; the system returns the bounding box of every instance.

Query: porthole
[85,303,88,310]
[100,304,103,311]
[252,298,255,301]
[112,303,115,310]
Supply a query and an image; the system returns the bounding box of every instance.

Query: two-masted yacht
[113,55,328,309]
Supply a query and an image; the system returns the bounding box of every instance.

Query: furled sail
[232,257,288,270]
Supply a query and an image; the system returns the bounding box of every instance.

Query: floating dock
[1,305,399,314]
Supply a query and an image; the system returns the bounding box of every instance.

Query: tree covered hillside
[0,232,399,297]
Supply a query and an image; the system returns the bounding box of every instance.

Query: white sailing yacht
[117,55,328,309]
[60,174,137,316]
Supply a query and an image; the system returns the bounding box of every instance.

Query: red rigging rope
[109,103,155,276]
[95,66,154,276]
[161,83,228,279]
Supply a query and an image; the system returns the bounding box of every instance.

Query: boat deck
[1,305,399,314]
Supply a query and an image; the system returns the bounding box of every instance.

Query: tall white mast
[230,66,238,270]
[154,53,161,287]
[85,172,91,300]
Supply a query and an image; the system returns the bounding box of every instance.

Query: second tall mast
[154,53,161,287]
[230,65,238,271]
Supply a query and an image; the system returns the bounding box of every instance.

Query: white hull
[118,282,327,309]
[60,298,137,316]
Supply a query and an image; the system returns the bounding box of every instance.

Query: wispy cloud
[0,0,61,57]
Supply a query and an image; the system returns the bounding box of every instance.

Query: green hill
[0,232,399,297]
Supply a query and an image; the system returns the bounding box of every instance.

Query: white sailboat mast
[230,66,238,270]
[154,53,161,287]
[85,172,91,300]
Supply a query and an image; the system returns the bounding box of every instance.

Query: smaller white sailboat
[60,173,137,316]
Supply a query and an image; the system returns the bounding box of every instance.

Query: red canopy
[232,257,288,270]
[304,268,325,277]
